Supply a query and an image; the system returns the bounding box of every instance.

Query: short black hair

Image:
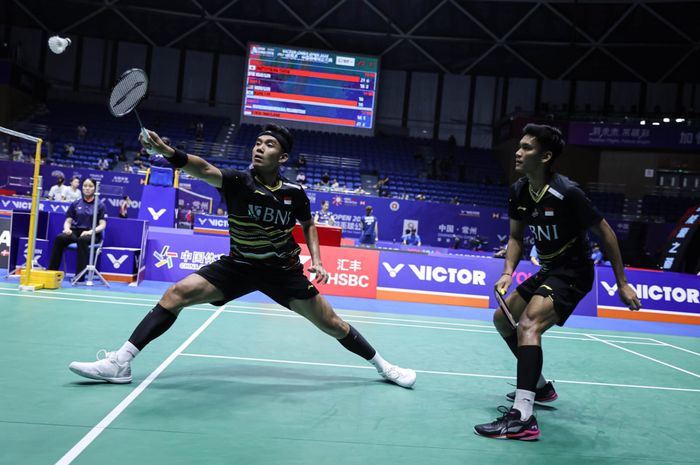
[262,123,293,153]
[523,123,565,163]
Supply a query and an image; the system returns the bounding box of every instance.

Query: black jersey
[218,168,311,269]
[508,173,602,267]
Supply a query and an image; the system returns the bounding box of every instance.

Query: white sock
[513,389,535,420]
[116,341,139,364]
[536,374,547,389]
[369,352,391,372]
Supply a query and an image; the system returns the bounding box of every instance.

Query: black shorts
[515,263,594,326]
[194,255,319,308]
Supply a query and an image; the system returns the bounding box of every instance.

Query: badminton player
[68,124,416,389]
[474,124,640,440]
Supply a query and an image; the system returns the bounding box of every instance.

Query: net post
[19,138,43,287]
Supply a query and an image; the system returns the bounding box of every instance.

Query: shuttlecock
[48,36,71,54]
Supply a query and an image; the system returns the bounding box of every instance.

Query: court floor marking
[648,338,700,357]
[584,333,700,379]
[0,290,664,347]
[179,353,700,394]
[54,307,226,465]
[0,288,666,344]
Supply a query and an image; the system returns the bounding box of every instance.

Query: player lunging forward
[69,124,416,389]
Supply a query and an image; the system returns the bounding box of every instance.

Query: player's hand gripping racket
[494,288,517,329]
[108,68,155,153]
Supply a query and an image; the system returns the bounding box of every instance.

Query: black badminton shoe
[474,407,540,441]
[506,381,557,403]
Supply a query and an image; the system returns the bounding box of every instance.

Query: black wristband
[166,148,188,168]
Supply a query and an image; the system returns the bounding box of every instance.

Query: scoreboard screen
[241,43,379,133]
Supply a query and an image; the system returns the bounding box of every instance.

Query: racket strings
[109,70,148,116]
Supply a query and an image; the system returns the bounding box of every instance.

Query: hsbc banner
[299,244,379,298]
[597,267,700,324]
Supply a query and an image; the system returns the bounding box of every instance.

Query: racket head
[108,68,149,118]
[494,288,517,329]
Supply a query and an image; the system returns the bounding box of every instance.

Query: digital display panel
[241,43,378,132]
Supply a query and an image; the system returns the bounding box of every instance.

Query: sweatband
[166,148,188,168]
[258,129,292,153]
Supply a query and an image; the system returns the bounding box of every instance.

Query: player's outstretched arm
[590,219,641,310]
[139,129,223,188]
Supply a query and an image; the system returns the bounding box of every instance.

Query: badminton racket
[108,68,154,149]
[494,288,517,329]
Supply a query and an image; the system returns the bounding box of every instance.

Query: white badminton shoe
[69,350,132,384]
[379,364,417,388]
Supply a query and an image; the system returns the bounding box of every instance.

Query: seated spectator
[48,178,107,277]
[97,158,109,170]
[450,196,460,205]
[63,176,82,203]
[12,146,24,162]
[296,154,307,168]
[216,207,226,216]
[76,123,87,141]
[47,173,68,201]
[316,172,331,190]
[64,143,75,157]
[401,228,421,246]
[296,171,306,185]
[314,200,336,226]
[330,178,340,190]
[415,192,426,201]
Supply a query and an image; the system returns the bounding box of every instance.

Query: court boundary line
[54,307,225,465]
[179,353,700,393]
[0,290,665,346]
[648,338,700,357]
[584,333,700,379]
[0,289,667,345]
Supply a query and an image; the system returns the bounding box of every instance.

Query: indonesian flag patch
[544,208,554,217]
[283,197,292,206]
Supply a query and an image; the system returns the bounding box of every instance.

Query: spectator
[119,196,130,218]
[97,158,109,171]
[12,146,24,162]
[401,228,421,246]
[47,174,68,201]
[47,178,107,278]
[415,192,426,201]
[296,154,307,168]
[195,122,204,141]
[330,178,340,190]
[296,171,307,185]
[375,176,389,197]
[76,124,88,141]
[216,207,226,216]
[314,200,336,226]
[63,176,82,203]
[317,172,331,190]
[591,243,606,265]
[359,205,378,247]
[64,143,75,157]
[450,196,460,205]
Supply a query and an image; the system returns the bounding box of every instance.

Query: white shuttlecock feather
[48,36,71,54]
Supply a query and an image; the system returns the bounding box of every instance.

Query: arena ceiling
[5,0,700,83]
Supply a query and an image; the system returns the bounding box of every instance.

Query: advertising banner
[597,267,700,324]
[0,215,10,270]
[138,186,177,228]
[568,122,700,151]
[299,244,379,299]
[144,229,228,282]
[193,214,229,235]
[307,190,510,250]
